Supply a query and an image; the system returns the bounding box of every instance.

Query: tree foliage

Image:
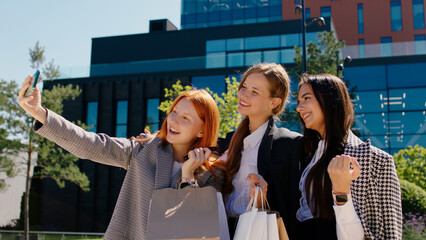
[159,77,241,138]
[394,145,425,190]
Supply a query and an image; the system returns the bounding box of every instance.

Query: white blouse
[220,120,269,217]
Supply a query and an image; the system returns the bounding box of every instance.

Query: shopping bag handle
[245,186,264,212]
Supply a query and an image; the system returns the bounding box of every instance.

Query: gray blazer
[35,109,224,240]
[345,131,402,239]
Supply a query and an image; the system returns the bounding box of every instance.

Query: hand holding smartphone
[24,70,41,97]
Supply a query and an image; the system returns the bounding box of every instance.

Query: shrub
[400,179,426,215]
[402,212,425,240]
[394,145,425,190]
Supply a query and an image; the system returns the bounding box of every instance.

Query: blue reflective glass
[245,35,280,50]
[388,88,426,111]
[358,4,364,34]
[321,6,331,17]
[413,0,425,29]
[389,111,426,134]
[281,34,300,47]
[355,130,389,149]
[295,0,300,4]
[116,101,128,124]
[245,18,256,24]
[258,7,269,17]
[146,98,160,132]
[206,52,226,68]
[257,17,269,23]
[345,66,387,91]
[390,134,426,149]
[414,35,426,54]
[182,0,197,14]
[198,0,209,13]
[206,40,226,53]
[197,13,208,22]
[390,1,402,31]
[281,49,296,64]
[306,32,319,44]
[233,9,244,19]
[87,102,98,132]
[221,11,232,21]
[227,38,244,51]
[184,14,196,24]
[245,52,262,65]
[353,91,388,113]
[192,75,226,94]
[209,12,220,21]
[381,37,392,56]
[228,52,244,67]
[208,21,220,27]
[263,50,280,63]
[358,39,365,58]
[354,113,389,135]
[270,6,282,16]
[305,8,310,19]
[388,63,426,88]
[115,125,127,138]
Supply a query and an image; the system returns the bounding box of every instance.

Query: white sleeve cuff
[333,198,364,240]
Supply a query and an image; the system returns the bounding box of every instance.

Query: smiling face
[237,72,281,122]
[296,83,326,138]
[166,98,204,149]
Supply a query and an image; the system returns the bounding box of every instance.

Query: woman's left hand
[181,147,212,180]
[247,173,268,208]
[327,154,360,193]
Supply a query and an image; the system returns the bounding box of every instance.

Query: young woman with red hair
[18,76,225,240]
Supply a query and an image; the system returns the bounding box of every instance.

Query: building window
[390,1,402,31]
[192,75,226,95]
[358,4,364,34]
[413,0,425,29]
[206,52,226,68]
[116,100,128,137]
[415,34,426,54]
[306,8,311,19]
[295,0,300,4]
[381,37,392,57]
[359,39,365,58]
[321,6,331,17]
[86,102,98,132]
[146,99,160,133]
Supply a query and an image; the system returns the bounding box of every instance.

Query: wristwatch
[332,191,350,205]
[178,179,198,189]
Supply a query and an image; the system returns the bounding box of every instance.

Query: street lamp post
[295,0,325,74]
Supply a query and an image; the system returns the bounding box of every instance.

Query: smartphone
[25,70,41,97]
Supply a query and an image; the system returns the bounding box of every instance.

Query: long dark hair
[225,63,290,195]
[298,74,354,220]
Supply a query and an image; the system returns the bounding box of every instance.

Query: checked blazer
[34,109,225,240]
[345,131,402,240]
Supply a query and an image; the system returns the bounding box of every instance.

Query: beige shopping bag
[147,186,220,240]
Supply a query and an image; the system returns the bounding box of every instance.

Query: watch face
[336,194,348,203]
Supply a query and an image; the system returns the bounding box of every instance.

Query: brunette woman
[296,74,402,239]
[18,75,225,240]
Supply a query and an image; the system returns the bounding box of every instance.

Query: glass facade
[358,39,365,58]
[192,75,226,94]
[345,62,426,154]
[146,98,160,132]
[320,6,331,18]
[205,32,321,68]
[390,1,402,31]
[181,0,282,29]
[357,4,364,34]
[413,0,425,29]
[415,35,426,54]
[305,8,310,19]
[86,102,98,132]
[381,37,392,57]
[116,100,128,137]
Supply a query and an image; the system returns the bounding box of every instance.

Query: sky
[0,0,181,86]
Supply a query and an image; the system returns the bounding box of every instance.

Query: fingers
[18,75,33,99]
[144,129,151,135]
[247,173,268,193]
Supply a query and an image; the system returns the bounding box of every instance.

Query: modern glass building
[181,0,282,29]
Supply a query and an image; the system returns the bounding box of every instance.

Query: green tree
[394,145,425,190]
[290,31,346,79]
[0,42,90,239]
[159,77,241,138]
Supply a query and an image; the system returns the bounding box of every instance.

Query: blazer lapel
[344,131,372,235]
[154,142,175,190]
[257,117,275,177]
